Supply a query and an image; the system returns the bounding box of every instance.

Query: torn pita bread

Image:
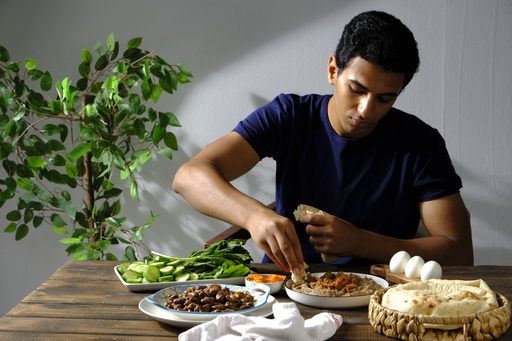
[293,204,339,262]
[291,262,309,284]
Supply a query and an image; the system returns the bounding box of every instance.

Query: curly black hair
[335,11,420,90]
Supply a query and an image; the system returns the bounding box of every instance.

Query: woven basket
[368,287,511,341]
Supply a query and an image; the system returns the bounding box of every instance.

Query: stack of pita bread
[369,279,511,340]
[381,279,498,318]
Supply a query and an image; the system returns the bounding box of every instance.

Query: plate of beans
[144,283,271,321]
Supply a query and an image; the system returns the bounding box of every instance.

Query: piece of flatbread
[293,204,327,220]
[291,262,309,284]
[382,279,499,318]
[293,204,339,262]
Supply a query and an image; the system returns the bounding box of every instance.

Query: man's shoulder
[259,93,330,122]
[385,108,439,136]
[272,93,330,106]
[380,108,447,154]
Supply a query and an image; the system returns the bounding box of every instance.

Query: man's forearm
[172,161,266,229]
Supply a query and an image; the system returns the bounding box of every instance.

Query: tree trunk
[81,94,95,234]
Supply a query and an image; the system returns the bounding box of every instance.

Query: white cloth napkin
[178,302,342,341]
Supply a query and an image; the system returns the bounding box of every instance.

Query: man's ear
[327,55,338,85]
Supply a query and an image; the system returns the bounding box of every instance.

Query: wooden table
[1,261,511,340]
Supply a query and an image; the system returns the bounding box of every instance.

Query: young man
[172,11,474,275]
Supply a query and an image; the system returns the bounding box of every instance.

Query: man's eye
[349,87,364,95]
[378,97,393,104]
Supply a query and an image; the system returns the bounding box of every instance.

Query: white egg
[420,260,443,281]
[405,255,425,278]
[389,251,411,273]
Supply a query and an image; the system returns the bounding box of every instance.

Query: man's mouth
[351,118,368,128]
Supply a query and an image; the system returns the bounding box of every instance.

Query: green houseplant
[0,33,192,260]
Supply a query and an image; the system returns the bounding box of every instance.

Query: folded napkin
[178,302,342,341]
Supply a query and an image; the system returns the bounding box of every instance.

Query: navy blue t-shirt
[233,93,462,264]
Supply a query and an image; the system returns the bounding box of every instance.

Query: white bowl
[285,272,389,309]
[245,274,286,294]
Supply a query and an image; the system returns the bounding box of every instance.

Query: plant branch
[81,94,95,233]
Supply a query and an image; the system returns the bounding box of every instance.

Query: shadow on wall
[104,0,359,127]
[123,90,287,255]
[42,0,358,256]
[132,137,276,258]
[454,161,512,265]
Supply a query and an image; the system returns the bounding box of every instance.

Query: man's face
[327,56,405,139]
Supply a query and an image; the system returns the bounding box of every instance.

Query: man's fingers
[278,230,304,274]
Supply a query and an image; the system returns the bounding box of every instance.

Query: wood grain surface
[370,264,421,284]
[0,261,511,340]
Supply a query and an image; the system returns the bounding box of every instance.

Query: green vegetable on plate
[117,239,253,283]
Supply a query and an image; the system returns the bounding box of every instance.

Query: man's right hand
[173,132,304,275]
[246,209,304,274]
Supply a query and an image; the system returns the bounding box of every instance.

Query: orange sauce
[247,273,286,283]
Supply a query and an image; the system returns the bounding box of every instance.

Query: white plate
[145,283,271,322]
[285,272,388,309]
[139,295,277,328]
[114,265,245,292]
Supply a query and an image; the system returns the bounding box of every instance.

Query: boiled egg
[389,251,411,273]
[420,260,443,281]
[405,255,425,278]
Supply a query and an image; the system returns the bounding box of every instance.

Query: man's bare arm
[172,132,305,273]
[303,193,474,265]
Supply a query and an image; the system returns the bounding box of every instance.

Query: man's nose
[358,97,375,119]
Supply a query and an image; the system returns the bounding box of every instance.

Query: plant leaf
[124,246,137,261]
[47,139,66,151]
[50,213,67,227]
[141,78,151,100]
[106,253,118,261]
[127,37,143,49]
[27,156,47,169]
[15,224,29,240]
[102,75,118,90]
[67,143,91,162]
[0,45,10,62]
[16,178,33,191]
[59,195,76,219]
[65,162,78,179]
[157,147,173,159]
[82,48,93,63]
[33,216,44,227]
[150,83,163,103]
[178,63,193,78]
[52,225,68,235]
[6,210,21,221]
[165,112,181,127]
[40,71,53,91]
[48,153,67,166]
[92,40,103,55]
[66,242,85,255]
[130,181,139,200]
[163,131,178,150]
[36,188,53,203]
[23,208,34,223]
[106,33,116,52]
[152,124,165,144]
[73,253,88,260]
[59,237,82,244]
[28,69,44,81]
[24,58,37,71]
[41,124,63,136]
[4,222,17,233]
[95,55,108,70]
[98,239,111,251]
